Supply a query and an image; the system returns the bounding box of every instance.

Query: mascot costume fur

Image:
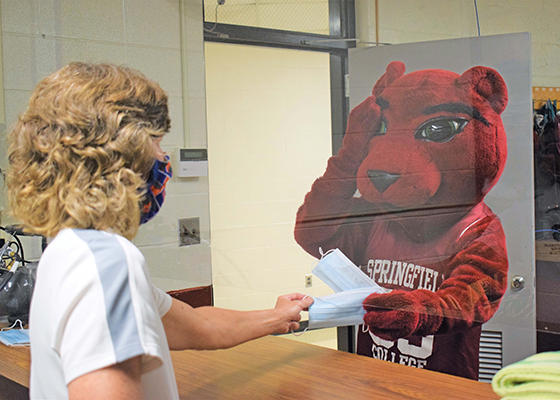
[294,61,509,379]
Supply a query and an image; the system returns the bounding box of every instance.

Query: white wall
[356,0,560,87]
[0,0,211,291]
[205,42,337,348]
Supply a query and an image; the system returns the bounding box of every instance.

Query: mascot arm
[363,216,508,341]
[294,96,381,257]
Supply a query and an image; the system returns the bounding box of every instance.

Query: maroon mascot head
[356,61,508,212]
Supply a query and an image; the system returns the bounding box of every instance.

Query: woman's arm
[162,293,313,350]
[68,356,142,400]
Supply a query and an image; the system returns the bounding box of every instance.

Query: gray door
[348,33,535,382]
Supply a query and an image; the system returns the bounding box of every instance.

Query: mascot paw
[363,290,444,340]
[342,96,382,161]
[363,291,421,341]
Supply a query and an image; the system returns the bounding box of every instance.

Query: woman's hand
[273,293,314,334]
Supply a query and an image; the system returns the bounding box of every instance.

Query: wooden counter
[0,336,500,399]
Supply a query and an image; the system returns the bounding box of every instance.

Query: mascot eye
[374,118,388,136]
[415,117,468,143]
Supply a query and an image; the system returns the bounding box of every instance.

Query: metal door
[348,33,535,381]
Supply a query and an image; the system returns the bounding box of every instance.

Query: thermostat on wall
[176,148,208,178]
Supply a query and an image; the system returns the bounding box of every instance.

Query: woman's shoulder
[44,228,144,267]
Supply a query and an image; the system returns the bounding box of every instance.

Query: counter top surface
[0,335,500,399]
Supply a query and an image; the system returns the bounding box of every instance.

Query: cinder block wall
[356,0,560,86]
[0,0,211,292]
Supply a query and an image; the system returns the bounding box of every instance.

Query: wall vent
[479,330,503,382]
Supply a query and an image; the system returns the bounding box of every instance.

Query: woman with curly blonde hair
[9,62,169,240]
[8,62,313,400]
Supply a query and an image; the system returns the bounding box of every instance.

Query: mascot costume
[294,61,509,379]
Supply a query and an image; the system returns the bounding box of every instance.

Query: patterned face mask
[140,155,172,225]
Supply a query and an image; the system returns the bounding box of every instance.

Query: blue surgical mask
[140,155,172,224]
[308,287,387,330]
[313,248,383,293]
[0,328,29,346]
[307,248,389,330]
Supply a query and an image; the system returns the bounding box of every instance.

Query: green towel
[492,352,560,399]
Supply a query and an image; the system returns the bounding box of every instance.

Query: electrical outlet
[305,274,312,288]
[178,218,201,247]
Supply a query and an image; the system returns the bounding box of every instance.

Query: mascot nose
[367,170,401,193]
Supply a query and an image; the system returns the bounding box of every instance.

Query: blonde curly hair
[7,62,170,240]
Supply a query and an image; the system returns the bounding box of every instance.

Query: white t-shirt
[29,229,179,400]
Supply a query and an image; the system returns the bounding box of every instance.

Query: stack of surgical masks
[308,249,387,330]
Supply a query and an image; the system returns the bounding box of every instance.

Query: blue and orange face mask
[140,155,172,225]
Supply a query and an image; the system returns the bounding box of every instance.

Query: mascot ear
[457,66,508,115]
[372,61,406,97]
